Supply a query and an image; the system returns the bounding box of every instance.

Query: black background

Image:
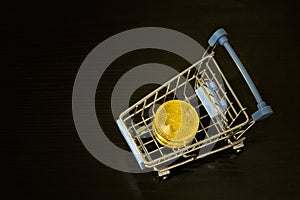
[9,0,300,199]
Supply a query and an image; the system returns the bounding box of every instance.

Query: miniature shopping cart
[116,28,273,178]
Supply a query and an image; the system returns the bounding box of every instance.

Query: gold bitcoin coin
[152,100,199,148]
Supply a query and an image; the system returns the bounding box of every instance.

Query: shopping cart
[116,28,273,178]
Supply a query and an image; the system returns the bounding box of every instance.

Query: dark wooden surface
[10,0,300,199]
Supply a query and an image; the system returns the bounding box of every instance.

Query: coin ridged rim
[153,120,196,144]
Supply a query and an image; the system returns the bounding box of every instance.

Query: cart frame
[116,28,272,177]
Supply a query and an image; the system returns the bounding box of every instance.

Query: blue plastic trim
[195,86,218,118]
[208,28,273,121]
[195,81,228,118]
[208,28,228,46]
[116,119,145,170]
[206,81,227,113]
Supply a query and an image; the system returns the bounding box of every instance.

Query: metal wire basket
[116,28,273,178]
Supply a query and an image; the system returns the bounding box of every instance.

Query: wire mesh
[119,53,250,168]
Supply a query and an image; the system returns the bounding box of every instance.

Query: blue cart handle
[208,28,273,121]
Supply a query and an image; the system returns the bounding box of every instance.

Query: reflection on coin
[152,100,199,148]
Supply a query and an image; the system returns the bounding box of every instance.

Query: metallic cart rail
[116,28,273,178]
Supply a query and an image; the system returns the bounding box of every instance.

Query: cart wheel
[159,175,169,182]
[234,148,243,154]
[156,170,171,182]
[233,141,244,154]
[153,174,170,182]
